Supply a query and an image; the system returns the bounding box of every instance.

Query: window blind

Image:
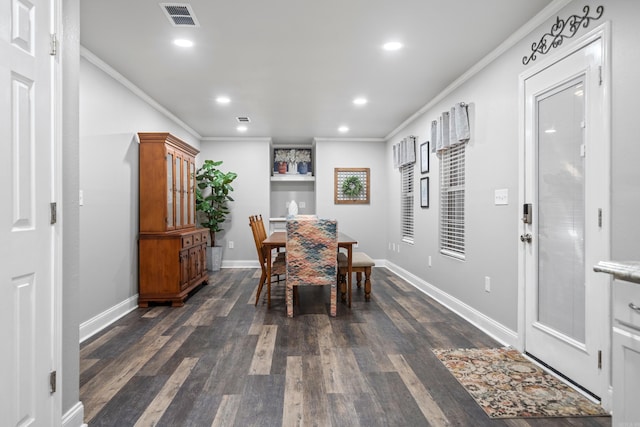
[440,143,465,258]
[401,164,414,243]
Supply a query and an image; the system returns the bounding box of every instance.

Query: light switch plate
[494,189,508,205]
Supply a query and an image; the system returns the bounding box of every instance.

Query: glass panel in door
[536,77,585,342]
[166,151,174,228]
[175,155,182,227]
[183,158,189,226]
[190,161,196,225]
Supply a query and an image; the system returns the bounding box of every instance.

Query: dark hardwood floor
[80,268,611,427]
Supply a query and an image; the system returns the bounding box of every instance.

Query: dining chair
[249,215,285,305]
[285,216,338,317]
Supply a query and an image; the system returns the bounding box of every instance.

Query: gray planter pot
[207,246,223,271]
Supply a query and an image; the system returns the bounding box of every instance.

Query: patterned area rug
[432,347,610,418]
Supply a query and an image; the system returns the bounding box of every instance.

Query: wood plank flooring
[80,268,611,427]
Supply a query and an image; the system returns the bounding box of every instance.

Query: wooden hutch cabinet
[138,132,208,307]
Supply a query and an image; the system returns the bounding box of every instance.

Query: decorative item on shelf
[288,200,298,216]
[274,149,288,174]
[295,149,311,175]
[195,159,238,249]
[273,148,313,175]
[335,168,370,204]
[286,149,297,174]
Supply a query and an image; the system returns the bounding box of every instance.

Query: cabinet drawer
[182,235,193,247]
[199,230,209,245]
[613,279,640,332]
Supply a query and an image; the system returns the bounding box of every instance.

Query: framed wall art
[420,141,430,174]
[334,168,370,204]
[273,147,313,175]
[420,177,429,208]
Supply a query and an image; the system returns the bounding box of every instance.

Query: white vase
[288,200,298,216]
[287,161,297,174]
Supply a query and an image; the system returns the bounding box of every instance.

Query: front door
[521,32,610,399]
[0,0,59,424]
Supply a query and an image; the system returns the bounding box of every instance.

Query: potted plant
[195,160,238,271]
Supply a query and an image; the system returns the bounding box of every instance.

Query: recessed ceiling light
[382,41,403,51]
[353,97,368,106]
[236,125,248,132]
[216,96,231,104]
[338,126,349,133]
[173,39,194,47]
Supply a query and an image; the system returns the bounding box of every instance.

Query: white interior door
[0,0,59,424]
[522,34,610,399]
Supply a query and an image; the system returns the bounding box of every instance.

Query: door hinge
[598,208,603,228]
[50,202,57,224]
[598,65,603,86]
[50,33,58,56]
[597,350,602,369]
[49,370,56,393]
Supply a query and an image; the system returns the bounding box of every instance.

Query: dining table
[262,231,358,316]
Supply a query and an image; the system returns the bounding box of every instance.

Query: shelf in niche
[271,175,315,182]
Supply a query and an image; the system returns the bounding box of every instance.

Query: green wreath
[342,175,363,198]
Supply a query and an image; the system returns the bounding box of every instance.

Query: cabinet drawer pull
[629,302,640,313]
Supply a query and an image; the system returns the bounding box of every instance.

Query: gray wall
[608,0,640,259]
[197,138,272,263]
[315,139,388,259]
[78,56,200,326]
[62,0,80,415]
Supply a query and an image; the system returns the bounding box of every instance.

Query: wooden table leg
[364,266,371,301]
[266,248,272,308]
[347,246,353,309]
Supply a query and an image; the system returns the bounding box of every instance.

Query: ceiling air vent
[236,117,251,123]
[160,3,200,27]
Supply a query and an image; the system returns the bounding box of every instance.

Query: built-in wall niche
[270,181,316,217]
[269,144,316,225]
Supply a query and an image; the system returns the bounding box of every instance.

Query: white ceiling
[80,0,554,144]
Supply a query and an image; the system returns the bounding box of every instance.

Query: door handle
[520,233,532,243]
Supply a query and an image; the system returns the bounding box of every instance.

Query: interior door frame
[517,22,612,408]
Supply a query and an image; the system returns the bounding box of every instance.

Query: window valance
[432,102,470,153]
[393,135,416,168]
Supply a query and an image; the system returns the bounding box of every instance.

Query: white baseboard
[62,401,87,427]
[221,260,259,269]
[382,260,518,347]
[79,294,139,343]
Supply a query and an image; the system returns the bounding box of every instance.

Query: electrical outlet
[299,201,306,208]
[428,256,432,267]
[228,241,234,249]
[484,276,491,292]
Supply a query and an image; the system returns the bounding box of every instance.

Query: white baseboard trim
[383,260,518,347]
[221,260,259,269]
[79,294,139,343]
[62,401,87,427]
